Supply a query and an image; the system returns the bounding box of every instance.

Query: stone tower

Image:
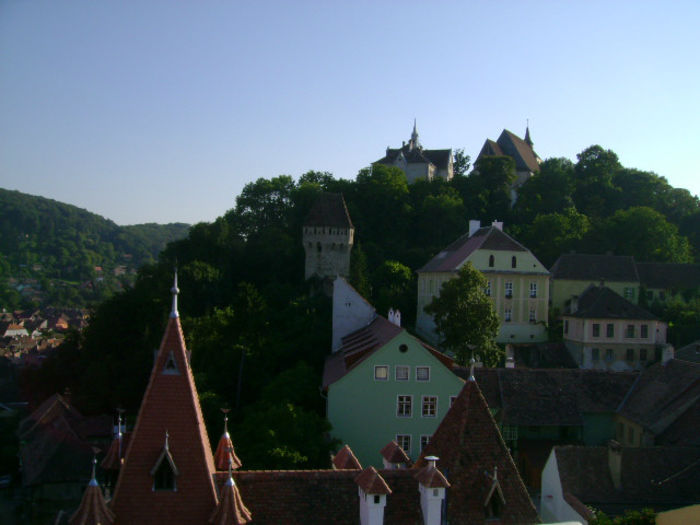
[303,193,354,280]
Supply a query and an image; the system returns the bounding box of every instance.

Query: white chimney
[608,440,622,490]
[505,356,515,369]
[491,220,503,231]
[662,344,675,365]
[468,220,481,237]
[356,467,390,525]
[416,456,448,525]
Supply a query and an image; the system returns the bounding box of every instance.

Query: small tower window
[489,255,495,267]
[162,352,179,375]
[511,256,517,268]
[153,459,176,491]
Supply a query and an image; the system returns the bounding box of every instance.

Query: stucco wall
[551,279,639,313]
[327,331,464,468]
[303,226,354,280]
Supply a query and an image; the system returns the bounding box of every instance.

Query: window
[592,348,600,361]
[641,324,648,339]
[626,348,635,362]
[624,287,634,300]
[153,460,176,491]
[397,395,412,417]
[162,352,179,375]
[422,396,437,417]
[420,435,430,452]
[529,308,536,323]
[485,280,491,296]
[564,320,569,334]
[511,256,517,268]
[607,323,614,338]
[416,366,430,382]
[374,365,388,381]
[489,255,495,267]
[529,282,537,298]
[504,308,512,322]
[640,348,648,361]
[592,324,600,337]
[396,434,411,454]
[505,281,513,298]
[606,348,614,361]
[395,365,409,381]
[626,325,635,338]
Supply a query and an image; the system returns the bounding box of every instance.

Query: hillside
[0,188,190,308]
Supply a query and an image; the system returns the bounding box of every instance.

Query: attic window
[511,256,517,268]
[489,255,495,267]
[162,352,179,375]
[399,344,408,353]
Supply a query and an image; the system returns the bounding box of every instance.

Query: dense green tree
[461,156,516,223]
[371,260,416,326]
[452,148,471,176]
[588,507,655,525]
[514,157,575,223]
[516,209,591,268]
[573,145,622,218]
[424,262,501,366]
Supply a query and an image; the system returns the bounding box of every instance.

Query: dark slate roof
[415,380,539,524]
[636,262,700,290]
[470,368,638,426]
[303,193,353,228]
[422,149,452,169]
[376,145,452,170]
[618,359,700,435]
[555,445,700,516]
[476,130,540,173]
[676,339,700,364]
[322,315,454,389]
[550,253,639,282]
[511,342,579,369]
[418,226,538,273]
[567,285,657,320]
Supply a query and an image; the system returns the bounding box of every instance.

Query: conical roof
[208,475,252,525]
[69,460,115,525]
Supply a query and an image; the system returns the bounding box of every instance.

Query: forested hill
[0,188,189,307]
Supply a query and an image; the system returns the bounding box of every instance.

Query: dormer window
[162,352,179,375]
[484,466,505,519]
[151,432,179,491]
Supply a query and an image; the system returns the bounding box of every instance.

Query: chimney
[662,344,675,365]
[415,456,449,525]
[356,467,391,525]
[607,440,622,490]
[505,356,515,369]
[468,220,481,237]
[491,220,503,231]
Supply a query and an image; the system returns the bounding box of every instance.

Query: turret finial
[89,454,98,487]
[170,269,179,318]
[469,357,476,382]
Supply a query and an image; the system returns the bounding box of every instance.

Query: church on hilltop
[374,121,454,183]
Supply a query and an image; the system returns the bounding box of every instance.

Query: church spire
[524,119,533,147]
[69,456,115,525]
[170,268,180,318]
[409,118,420,150]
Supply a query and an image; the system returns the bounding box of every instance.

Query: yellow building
[416,220,550,345]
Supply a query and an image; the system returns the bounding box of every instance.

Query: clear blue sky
[1,1,698,225]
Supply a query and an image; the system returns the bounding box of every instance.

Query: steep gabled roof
[555,445,700,516]
[332,444,362,470]
[418,226,536,273]
[550,253,639,282]
[380,440,410,465]
[618,359,700,435]
[322,315,454,389]
[355,466,391,495]
[567,285,657,320]
[303,193,353,228]
[415,379,538,523]
[110,310,218,523]
[498,129,541,173]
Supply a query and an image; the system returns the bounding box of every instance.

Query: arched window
[511,256,517,268]
[489,255,495,267]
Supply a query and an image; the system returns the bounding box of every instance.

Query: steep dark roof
[418,226,538,273]
[567,285,657,320]
[477,129,540,173]
[422,149,452,169]
[332,445,362,470]
[471,368,638,426]
[555,445,700,516]
[676,339,700,364]
[303,193,353,228]
[376,145,452,170]
[550,253,639,282]
[618,359,700,435]
[637,262,700,290]
[416,380,539,524]
[322,315,454,389]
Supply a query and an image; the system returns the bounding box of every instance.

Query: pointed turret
[524,122,533,147]
[69,457,116,525]
[214,411,242,471]
[208,459,252,525]
[110,273,218,524]
[409,118,420,150]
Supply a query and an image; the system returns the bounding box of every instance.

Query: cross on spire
[170,269,179,318]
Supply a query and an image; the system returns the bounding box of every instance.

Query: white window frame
[397,395,413,418]
[396,434,411,454]
[485,280,491,296]
[529,282,537,298]
[416,366,430,382]
[505,281,513,298]
[529,308,536,323]
[374,365,388,381]
[422,396,438,418]
[504,308,512,322]
[395,365,409,381]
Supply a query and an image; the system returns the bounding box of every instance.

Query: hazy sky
[1,1,698,225]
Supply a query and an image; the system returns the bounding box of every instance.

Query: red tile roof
[414,463,450,489]
[214,429,242,472]
[416,379,539,524]
[101,433,131,471]
[69,480,116,525]
[354,466,391,495]
[209,476,252,525]
[110,316,218,524]
[379,440,410,465]
[332,444,362,470]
